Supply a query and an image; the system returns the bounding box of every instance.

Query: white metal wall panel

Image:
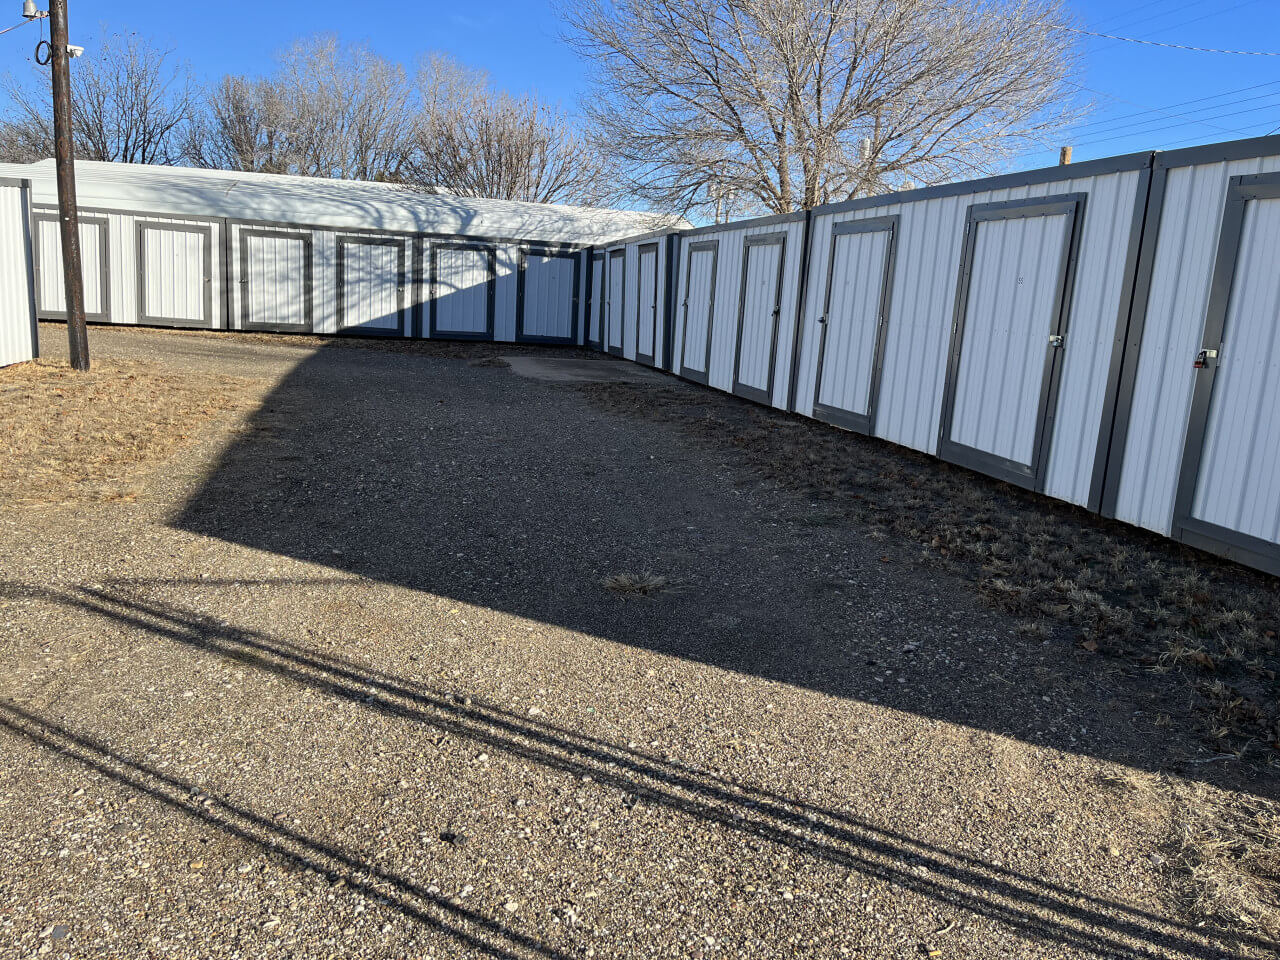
[139,225,209,325]
[521,251,576,340]
[339,238,403,333]
[243,230,311,331]
[678,243,717,378]
[950,212,1070,466]
[1114,153,1280,535]
[636,244,659,362]
[36,215,107,317]
[606,249,625,354]
[1189,195,1280,543]
[735,239,784,396]
[815,228,892,417]
[434,245,493,338]
[588,254,604,346]
[0,183,35,367]
[494,245,518,342]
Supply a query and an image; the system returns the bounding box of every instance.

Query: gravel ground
[1,324,1276,959]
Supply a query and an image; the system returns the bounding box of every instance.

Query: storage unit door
[812,220,896,434]
[139,224,213,328]
[939,199,1080,490]
[733,235,785,402]
[519,250,576,343]
[35,214,108,320]
[432,244,494,339]
[606,249,625,355]
[1173,180,1280,574]
[636,245,659,364]
[588,253,604,348]
[241,230,313,332]
[338,237,405,335]
[679,242,717,384]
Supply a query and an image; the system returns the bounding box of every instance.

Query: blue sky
[2,0,1279,173]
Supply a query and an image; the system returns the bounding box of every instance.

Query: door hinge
[1194,347,1219,369]
[1048,334,1064,348]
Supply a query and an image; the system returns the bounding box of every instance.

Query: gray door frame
[605,247,626,357]
[937,193,1087,492]
[678,239,719,385]
[336,234,407,337]
[635,241,660,366]
[32,211,110,322]
[137,221,215,329]
[587,250,605,350]
[239,227,315,334]
[516,244,581,345]
[428,241,496,340]
[810,215,899,435]
[1170,172,1280,575]
[731,232,788,404]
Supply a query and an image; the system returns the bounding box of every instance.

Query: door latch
[818,314,828,324]
[1048,334,1064,348]
[1194,348,1219,369]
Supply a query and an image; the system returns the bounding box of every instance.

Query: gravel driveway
[1,325,1275,959]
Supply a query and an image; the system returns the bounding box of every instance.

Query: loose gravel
[0,325,1275,959]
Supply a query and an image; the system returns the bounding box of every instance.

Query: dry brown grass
[0,358,256,504]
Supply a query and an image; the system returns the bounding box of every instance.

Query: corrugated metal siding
[636,244,659,361]
[606,250,625,353]
[677,242,717,376]
[435,245,492,336]
[522,251,575,339]
[1189,195,1280,543]
[1114,153,1280,535]
[140,225,208,324]
[0,183,35,368]
[340,239,403,332]
[494,245,518,342]
[588,253,604,345]
[735,238,784,394]
[814,227,891,416]
[950,212,1069,466]
[244,231,310,330]
[36,215,107,316]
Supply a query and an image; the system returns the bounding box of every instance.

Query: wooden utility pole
[1059,145,1073,166]
[48,0,89,370]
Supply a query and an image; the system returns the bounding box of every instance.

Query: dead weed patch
[0,358,256,504]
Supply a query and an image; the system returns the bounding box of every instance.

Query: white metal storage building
[0,159,678,343]
[0,176,37,368]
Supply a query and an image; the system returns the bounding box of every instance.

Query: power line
[0,18,33,36]
[1071,100,1280,150]
[1063,80,1280,135]
[1093,0,1212,37]
[1084,0,1265,56]
[1067,88,1280,140]
[1037,20,1280,56]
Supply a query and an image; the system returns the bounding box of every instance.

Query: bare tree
[561,0,1082,217]
[188,36,419,181]
[403,55,616,205]
[0,31,196,164]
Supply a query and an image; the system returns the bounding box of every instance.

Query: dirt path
[0,325,1275,959]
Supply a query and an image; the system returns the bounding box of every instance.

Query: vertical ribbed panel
[950,213,1069,466]
[0,183,35,367]
[606,250,625,352]
[588,254,604,344]
[636,245,659,360]
[245,232,308,329]
[340,239,401,332]
[680,245,717,374]
[141,226,206,323]
[1115,154,1280,534]
[736,239,783,392]
[816,229,891,416]
[494,245,518,342]
[522,252,575,339]
[435,246,491,335]
[37,215,106,315]
[1190,195,1280,543]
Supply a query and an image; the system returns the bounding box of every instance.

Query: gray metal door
[938,195,1084,491]
[679,240,718,384]
[636,242,659,365]
[606,248,625,356]
[338,236,406,336]
[587,252,605,348]
[1172,173,1280,574]
[138,222,213,328]
[431,242,495,340]
[732,233,786,403]
[518,247,579,344]
[34,212,109,321]
[240,229,313,333]
[812,217,898,434]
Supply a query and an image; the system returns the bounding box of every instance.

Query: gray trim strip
[335,234,408,338]
[680,209,806,240]
[1156,134,1280,172]
[936,193,1087,492]
[239,227,315,334]
[635,241,660,366]
[784,209,814,413]
[136,221,215,329]
[32,211,110,322]
[0,176,32,189]
[515,245,582,344]
[1168,172,1280,573]
[810,215,900,436]
[428,241,496,341]
[661,234,678,371]
[678,239,719,384]
[731,231,788,404]
[18,182,39,358]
